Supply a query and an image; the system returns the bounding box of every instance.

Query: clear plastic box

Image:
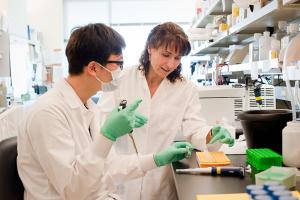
[255,166,297,189]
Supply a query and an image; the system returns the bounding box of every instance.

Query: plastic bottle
[270,37,280,59]
[254,195,273,200]
[246,185,264,194]
[275,21,288,41]
[263,181,280,190]
[272,190,292,199]
[267,185,287,195]
[232,3,240,26]
[259,31,271,61]
[280,23,299,62]
[250,189,268,199]
[279,197,298,200]
[250,33,262,63]
[282,121,300,167]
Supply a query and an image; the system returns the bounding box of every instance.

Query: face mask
[95,65,122,92]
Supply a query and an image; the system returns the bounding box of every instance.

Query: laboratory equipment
[196,151,231,167]
[198,85,245,127]
[246,148,282,176]
[176,166,245,177]
[253,195,273,200]
[249,189,268,199]
[273,190,292,199]
[202,144,213,161]
[263,181,281,190]
[238,110,292,153]
[246,185,264,193]
[255,167,297,189]
[259,31,271,61]
[118,98,138,154]
[279,197,298,200]
[249,33,262,63]
[281,30,300,168]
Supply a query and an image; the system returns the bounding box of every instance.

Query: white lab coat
[98,65,221,200]
[17,79,156,200]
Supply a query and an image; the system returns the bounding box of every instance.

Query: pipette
[203,144,213,161]
[176,166,245,177]
[118,98,139,154]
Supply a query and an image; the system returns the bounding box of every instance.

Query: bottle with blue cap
[254,195,273,200]
[263,181,280,190]
[250,189,268,198]
[272,190,292,199]
[267,185,287,195]
[279,196,297,200]
[246,185,264,194]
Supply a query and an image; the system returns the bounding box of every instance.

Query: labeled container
[238,110,292,154]
[282,121,300,167]
[259,31,271,61]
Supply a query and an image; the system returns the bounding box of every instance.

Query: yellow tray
[196,152,230,168]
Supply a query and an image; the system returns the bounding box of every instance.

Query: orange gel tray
[196,152,231,168]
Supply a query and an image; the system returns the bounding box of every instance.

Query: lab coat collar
[54,79,97,110]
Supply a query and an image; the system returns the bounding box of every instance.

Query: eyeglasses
[106,60,124,70]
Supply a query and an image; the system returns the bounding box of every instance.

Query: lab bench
[171,153,300,200]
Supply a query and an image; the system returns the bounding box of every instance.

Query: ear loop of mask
[94,63,112,84]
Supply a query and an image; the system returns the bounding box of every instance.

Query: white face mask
[95,65,122,92]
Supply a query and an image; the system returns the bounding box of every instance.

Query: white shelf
[191,0,300,56]
[230,0,300,34]
[204,59,281,75]
[229,59,280,72]
[191,31,229,55]
[192,0,233,28]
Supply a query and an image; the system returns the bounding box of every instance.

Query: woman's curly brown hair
[139,22,191,83]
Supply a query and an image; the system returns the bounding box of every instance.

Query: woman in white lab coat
[17,23,194,200]
[98,22,234,200]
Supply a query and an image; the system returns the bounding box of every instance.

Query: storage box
[255,166,297,189]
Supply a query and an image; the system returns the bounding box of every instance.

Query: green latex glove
[133,112,148,128]
[154,142,194,167]
[209,125,235,147]
[101,99,147,141]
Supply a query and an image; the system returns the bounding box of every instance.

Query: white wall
[0,0,8,15]
[64,0,109,37]
[0,0,27,38]
[8,0,27,38]
[27,0,64,51]
[63,0,195,39]
[111,0,194,24]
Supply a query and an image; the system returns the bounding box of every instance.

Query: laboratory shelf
[192,0,233,28]
[228,59,280,72]
[229,0,300,35]
[192,33,256,56]
[203,59,280,75]
[191,0,300,56]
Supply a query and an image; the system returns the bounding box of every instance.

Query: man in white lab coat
[98,22,235,200]
[17,23,194,200]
